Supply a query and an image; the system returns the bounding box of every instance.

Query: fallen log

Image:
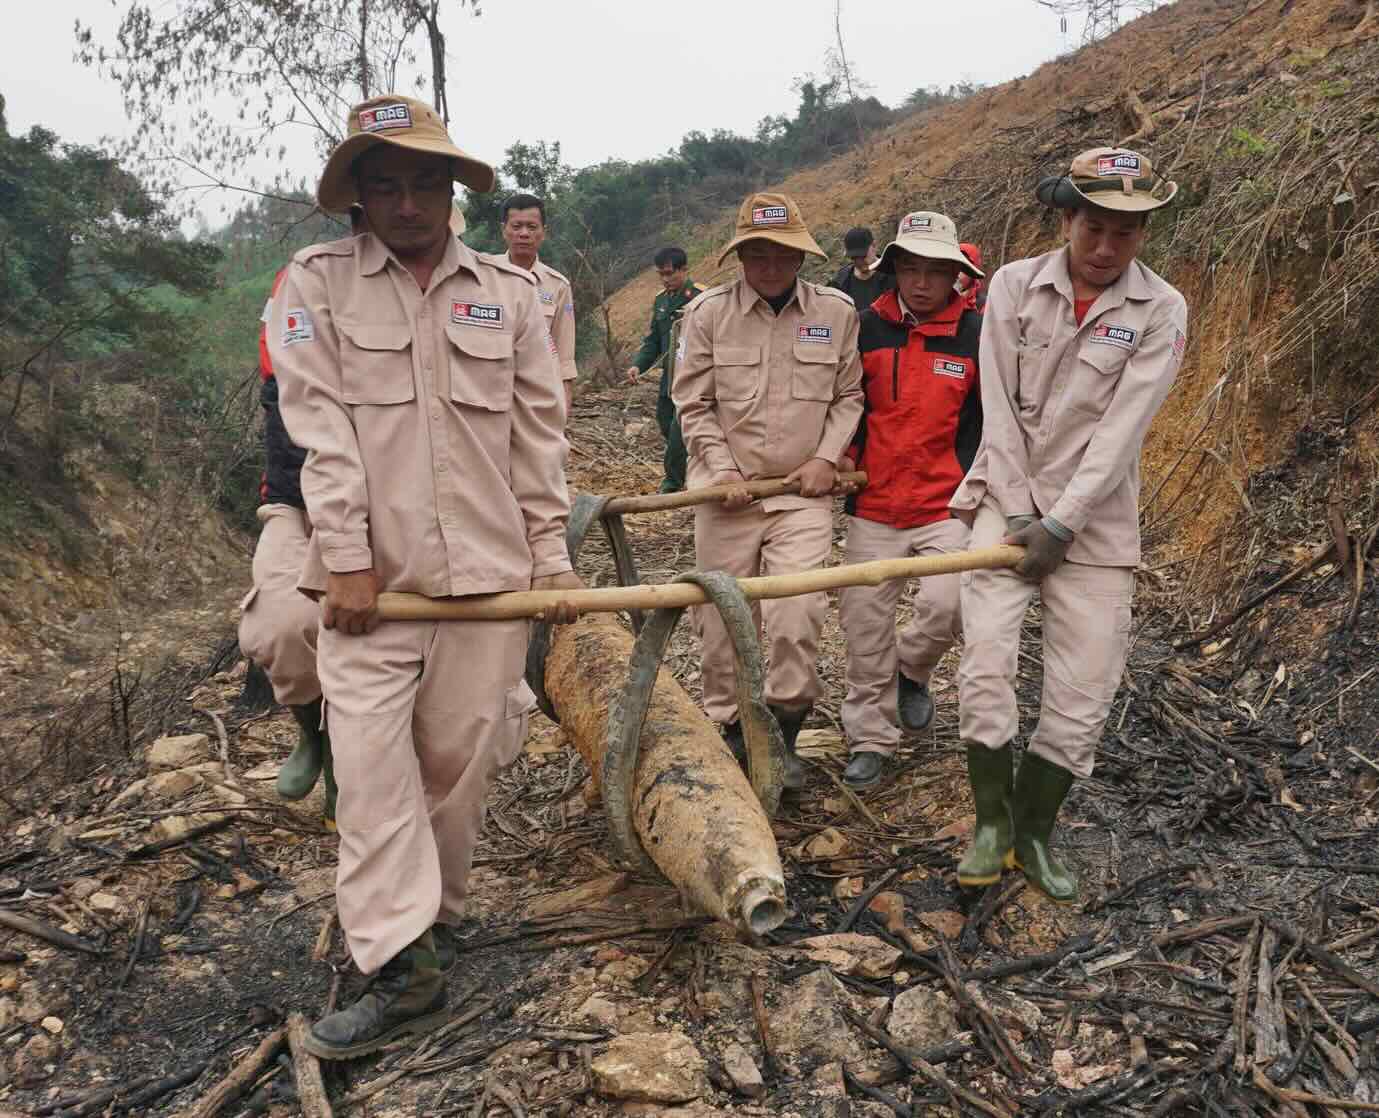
[544,615,787,937]
[379,545,1023,622]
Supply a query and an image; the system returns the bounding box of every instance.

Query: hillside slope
[608,0,1379,599]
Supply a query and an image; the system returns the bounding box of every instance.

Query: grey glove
[1006,518,1074,581]
[1006,514,1037,534]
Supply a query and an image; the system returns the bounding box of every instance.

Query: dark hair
[653,246,688,270]
[501,193,546,224]
[843,227,874,254]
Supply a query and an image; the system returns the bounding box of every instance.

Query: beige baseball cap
[877,212,983,278]
[1037,147,1178,213]
[717,192,826,266]
[317,94,496,214]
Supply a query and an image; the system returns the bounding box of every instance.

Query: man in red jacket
[837,212,984,788]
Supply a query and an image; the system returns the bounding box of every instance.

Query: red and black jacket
[845,289,982,529]
[258,268,307,509]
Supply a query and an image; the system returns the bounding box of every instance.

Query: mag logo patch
[281,307,314,346]
[1090,323,1138,350]
[797,325,833,344]
[359,104,412,133]
[751,205,789,226]
[932,357,967,379]
[1096,153,1142,177]
[451,301,504,329]
[901,214,933,234]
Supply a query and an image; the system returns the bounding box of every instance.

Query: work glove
[1006,514,1037,534]
[1004,518,1074,582]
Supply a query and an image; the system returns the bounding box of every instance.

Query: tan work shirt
[672,277,864,512]
[951,246,1187,566]
[270,232,572,597]
[496,252,577,384]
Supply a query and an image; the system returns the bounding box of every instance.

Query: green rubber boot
[321,737,338,832]
[1011,751,1079,904]
[956,743,1014,888]
[277,699,325,801]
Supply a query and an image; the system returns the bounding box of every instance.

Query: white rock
[88,892,122,914]
[576,994,620,1030]
[591,1031,708,1104]
[146,733,210,770]
[148,769,202,799]
[888,985,958,1052]
[719,1041,765,1099]
[770,969,872,1074]
[39,1016,63,1035]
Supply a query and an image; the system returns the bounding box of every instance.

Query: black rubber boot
[956,743,1014,888]
[305,930,447,1060]
[897,673,935,731]
[278,699,326,801]
[769,705,809,793]
[1011,751,1079,903]
[843,750,886,789]
[722,721,746,767]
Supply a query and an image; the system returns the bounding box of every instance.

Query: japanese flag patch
[281,307,315,347]
[751,205,789,226]
[932,357,967,379]
[359,104,412,133]
[1090,323,1138,351]
[451,301,504,329]
[1096,153,1142,178]
[797,325,832,344]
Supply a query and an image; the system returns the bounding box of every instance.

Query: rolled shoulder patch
[281,308,315,346]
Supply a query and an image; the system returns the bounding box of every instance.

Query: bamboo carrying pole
[601,471,868,516]
[377,544,1024,622]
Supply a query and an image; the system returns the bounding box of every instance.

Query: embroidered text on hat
[359,104,413,133]
[752,205,789,226]
[451,301,504,329]
[901,215,934,233]
[282,308,315,346]
[1090,323,1138,350]
[1096,153,1142,177]
[797,325,833,344]
[932,357,967,379]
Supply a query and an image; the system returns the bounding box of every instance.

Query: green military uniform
[633,280,704,493]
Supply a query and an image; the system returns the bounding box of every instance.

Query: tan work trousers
[693,501,833,725]
[839,515,969,756]
[237,504,321,707]
[957,497,1132,778]
[317,617,533,974]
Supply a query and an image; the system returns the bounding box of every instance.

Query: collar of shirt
[357,229,476,284]
[1029,245,1155,312]
[884,289,964,337]
[733,276,810,318]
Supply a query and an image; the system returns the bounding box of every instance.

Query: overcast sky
[6,1,1079,223]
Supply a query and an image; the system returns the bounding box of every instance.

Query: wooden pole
[377,544,1022,623]
[601,471,868,516]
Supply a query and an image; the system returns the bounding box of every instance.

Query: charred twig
[1085,862,1198,914]
[842,1064,912,1118]
[937,937,1028,1081]
[1268,917,1379,1000]
[1173,542,1335,650]
[286,1012,334,1118]
[1234,919,1262,1074]
[835,866,900,934]
[1153,912,1256,949]
[961,931,1096,981]
[124,817,232,860]
[187,1026,287,1118]
[748,974,778,1081]
[116,896,151,991]
[959,878,1024,954]
[841,1006,1012,1118]
[0,907,105,955]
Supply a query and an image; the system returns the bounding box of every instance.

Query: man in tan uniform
[496,192,578,412]
[950,148,1186,902]
[270,94,581,1059]
[673,192,863,791]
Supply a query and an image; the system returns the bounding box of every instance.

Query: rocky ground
[2,381,1379,1117]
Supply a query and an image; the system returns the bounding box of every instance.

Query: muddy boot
[433,923,460,974]
[897,673,934,732]
[721,721,746,768]
[304,930,447,1061]
[277,699,325,801]
[769,705,808,793]
[1010,751,1079,903]
[843,749,886,789]
[321,738,338,833]
[956,743,1014,888]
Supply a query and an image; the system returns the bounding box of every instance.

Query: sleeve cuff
[994,485,1036,519]
[814,434,853,468]
[1041,515,1074,542]
[1046,495,1090,534]
[318,532,372,573]
[530,541,573,578]
[704,447,738,476]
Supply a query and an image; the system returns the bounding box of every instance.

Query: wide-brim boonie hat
[449,201,467,236]
[717,192,825,266]
[1036,147,1178,214]
[318,94,496,214]
[877,212,983,278]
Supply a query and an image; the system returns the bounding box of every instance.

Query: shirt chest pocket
[1069,340,1129,416]
[337,321,415,406]
[445,326,514,412]
[714,345,762,401]
[791,342,837,402]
